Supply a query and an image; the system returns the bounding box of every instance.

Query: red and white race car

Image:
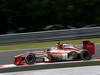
[14,40,95,65]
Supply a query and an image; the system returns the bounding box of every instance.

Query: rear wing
[83,40,95,56]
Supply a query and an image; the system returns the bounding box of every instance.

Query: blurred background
[0,0,100,34]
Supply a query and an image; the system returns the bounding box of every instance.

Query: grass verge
[0,37,100,51]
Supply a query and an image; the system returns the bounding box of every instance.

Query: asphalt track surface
[0,44,100,65]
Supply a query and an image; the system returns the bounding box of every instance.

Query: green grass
[0,37,100,51]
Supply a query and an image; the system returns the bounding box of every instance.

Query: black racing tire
[25,53,36,64]
[80,50,91,60]
[68,51,78,60]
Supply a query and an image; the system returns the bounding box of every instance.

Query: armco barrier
[0,60,100,73]
[0,27,100,44]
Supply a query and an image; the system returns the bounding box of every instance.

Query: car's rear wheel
[80,50,91,60]
[25,53,36,64]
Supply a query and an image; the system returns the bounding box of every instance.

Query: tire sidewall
[80,50,91,60]
[25,53,36,64]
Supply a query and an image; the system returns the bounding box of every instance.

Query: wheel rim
[25,53,36,64]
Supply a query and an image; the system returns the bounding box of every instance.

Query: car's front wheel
[25,53,36,64]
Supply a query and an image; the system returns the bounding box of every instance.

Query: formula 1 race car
[14,40,95,65]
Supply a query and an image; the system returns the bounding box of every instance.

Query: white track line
[0,64,16,68]
[0,58,100,69]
